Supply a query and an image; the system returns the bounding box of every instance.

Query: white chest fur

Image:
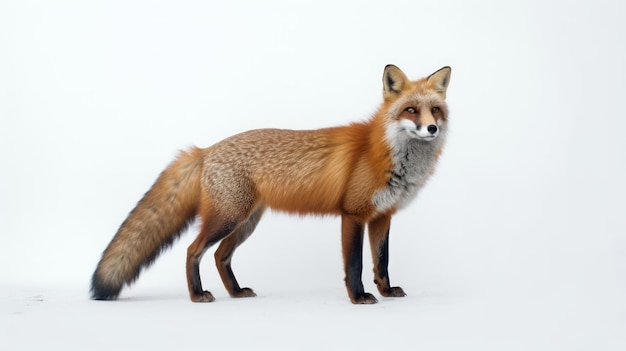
[372,125,445,213]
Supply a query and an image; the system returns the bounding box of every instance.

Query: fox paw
[191,291,215,303]
[231,287,257,298]
[381,286,406,298]
[351,292,378,304]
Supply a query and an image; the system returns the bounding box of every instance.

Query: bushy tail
[91,147,205,300]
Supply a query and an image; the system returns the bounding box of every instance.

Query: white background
[1,0,625,350]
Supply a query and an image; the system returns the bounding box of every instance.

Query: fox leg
[368,214,406,298]
[186,215,240,303]
[341,215,377,304]
[215,208,264,298]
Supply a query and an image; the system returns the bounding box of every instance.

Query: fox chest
[372,141,440,213]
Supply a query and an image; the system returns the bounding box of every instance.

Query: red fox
[91,65,451,304]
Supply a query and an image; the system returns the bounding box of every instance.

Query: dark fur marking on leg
[215,209,263,297]
[189,221,238,296]
[373,232,390,287]
[369,216,405,298]
[345,222,365,297]
[342,218,377,304]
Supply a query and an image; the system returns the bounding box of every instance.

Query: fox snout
[398,119,441,141]
[416,123,440,140]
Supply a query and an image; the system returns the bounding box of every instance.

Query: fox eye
[405,107,417,114]
[432,106,441,114]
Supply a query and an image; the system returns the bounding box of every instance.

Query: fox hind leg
[215,208,265,298]
[186,217,240,302]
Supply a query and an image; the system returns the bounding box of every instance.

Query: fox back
[199,65,450,220]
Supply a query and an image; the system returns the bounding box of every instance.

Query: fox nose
[427,124,438,135]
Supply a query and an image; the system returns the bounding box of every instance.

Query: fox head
[382,65,451,142]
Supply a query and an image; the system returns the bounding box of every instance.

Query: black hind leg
[186,218,239,302]
[215,208,264,298]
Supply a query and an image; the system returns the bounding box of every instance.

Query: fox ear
[427,66,451,98]
[383,65,409,100]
